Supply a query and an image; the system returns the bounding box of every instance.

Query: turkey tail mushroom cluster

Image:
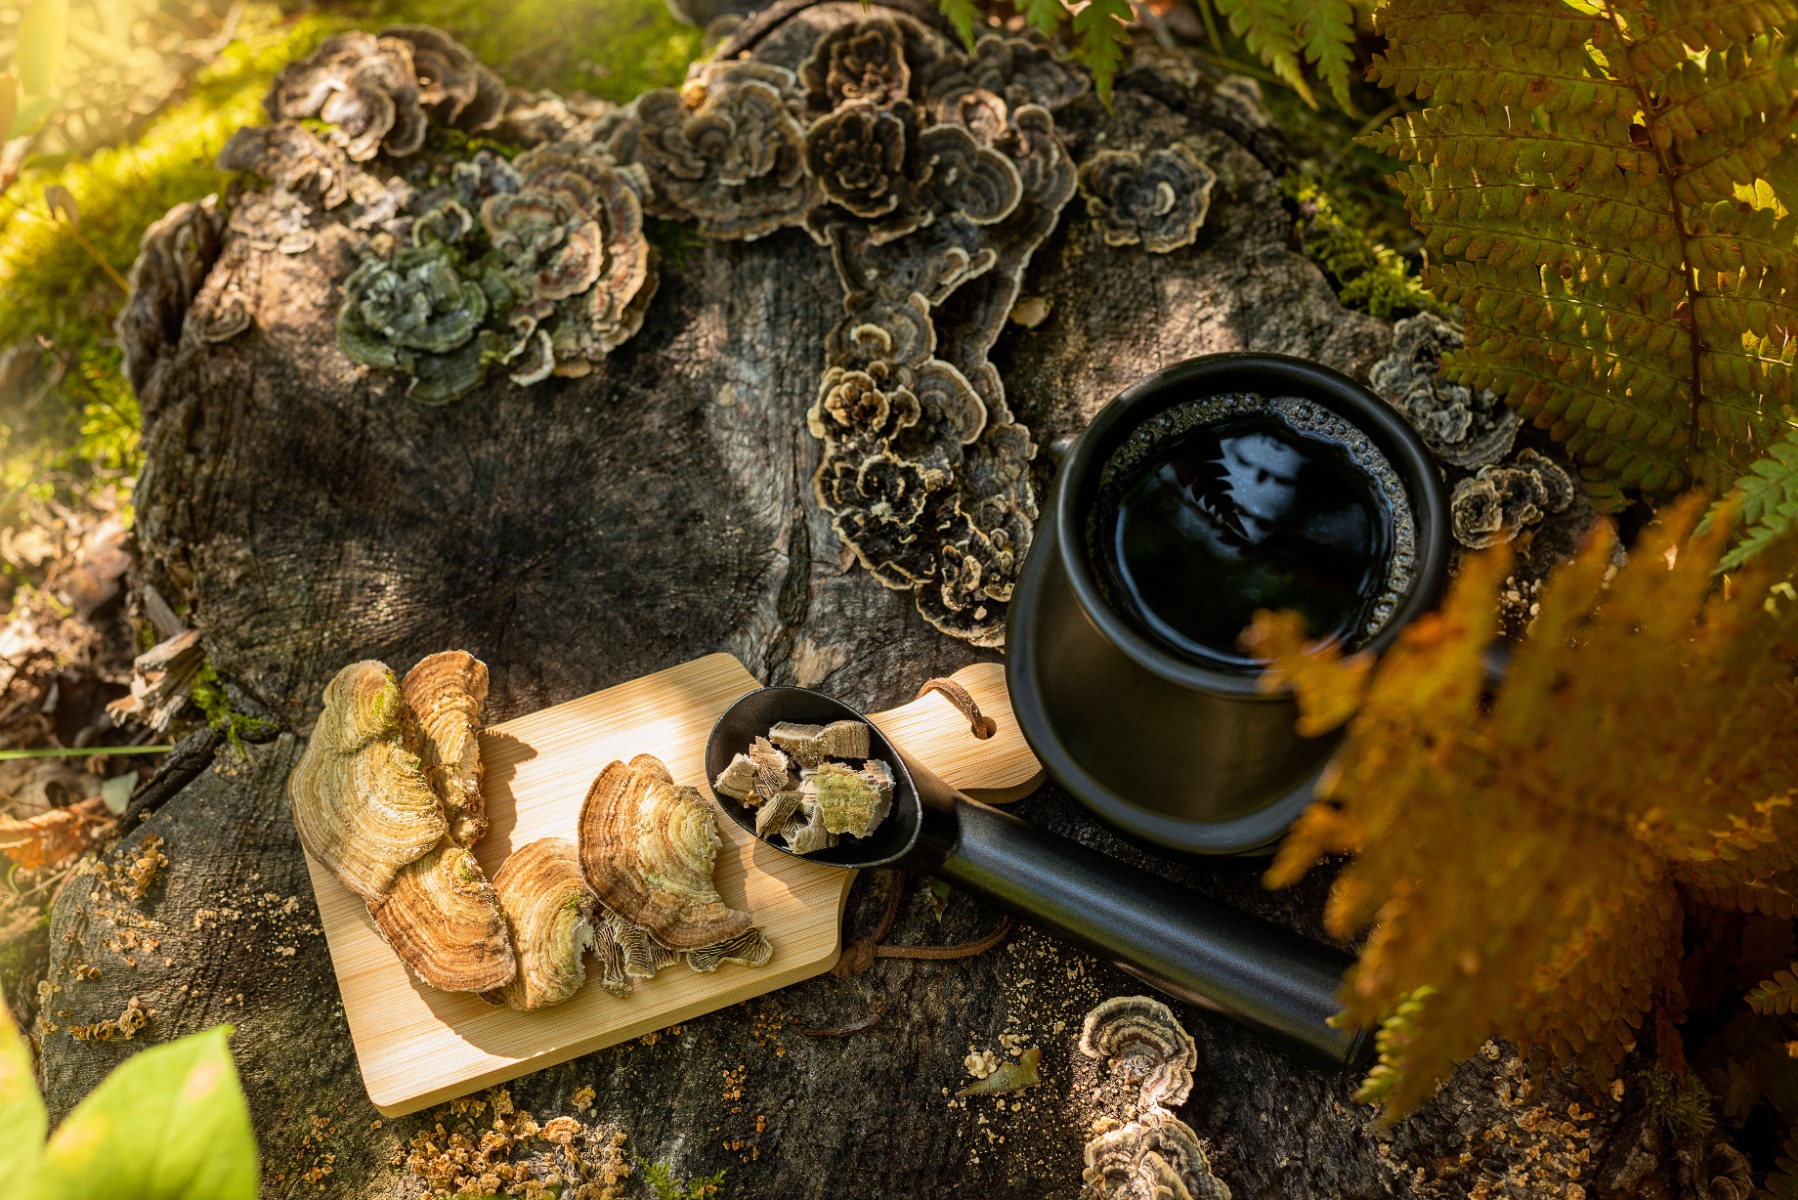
[1077,996,1232,1200]
[288,655,515,993]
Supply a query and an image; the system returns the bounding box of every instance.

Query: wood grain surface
[302,654,1040,1114]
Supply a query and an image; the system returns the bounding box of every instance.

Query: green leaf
[1217,0,1317,108]
[0,997,47,1182]
[1289,0,1360,113]
[938,0,981,50]
[28,1025,259,1200]
[1072,0,1134,108]
[1021,0,1066,39]
[9,94,58,139]
[16,0,70,97]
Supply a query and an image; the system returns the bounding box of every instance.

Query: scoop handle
[921,793,1366,1068]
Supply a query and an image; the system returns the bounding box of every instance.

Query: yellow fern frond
[1364,0,1798,504]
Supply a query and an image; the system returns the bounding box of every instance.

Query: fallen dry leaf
[0,797,113,870]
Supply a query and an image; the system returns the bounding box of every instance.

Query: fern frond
[1217,0,1317,107]
[1764,1122,1798,1200]
[1070,0,1133,108]
[1708,426,1798,571]
[1751,968,1798,1016]
[1020,0,1064,39]
[1364,0,1798,501]
[1289,0,1359,112]
[1265,498,1798,1117]
[938,0,982,50]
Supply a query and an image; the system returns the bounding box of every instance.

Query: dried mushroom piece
[577,755,755,951]
[483,838,598,1011]
[809,760,893,838]
[1368,313,1522,470]
[288,661,448,903]
[712,737,793,805]
[1083,1109,1232,1200]
[1450,449,1576,549]
[402,650,490,845]
[767,719,870,766]
[1079,995,1199,1110]
[608,60,816,240]
[754,787,805,839]
[1078,144,1217,255]
[801,17,912,112]
[372,840,515,993]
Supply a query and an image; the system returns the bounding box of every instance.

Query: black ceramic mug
[1007,352,1453,857]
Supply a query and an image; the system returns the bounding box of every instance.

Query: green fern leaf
[938,0,982,50]
[1071,0,1134,108]
[1363,0,1798,502]
[1289,0,1360,113]
[1021,0,1066,40]
[1750,968,1798,1016]
[1708,426,1798,571]
[1766,1123,1798,1200]
[1217,0,1318,107]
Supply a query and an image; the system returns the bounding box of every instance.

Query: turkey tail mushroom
[288,655,516,994]
[483,838,598,1010]
[576,755,756,952]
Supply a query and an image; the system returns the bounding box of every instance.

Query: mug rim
[1052,351,1453,699]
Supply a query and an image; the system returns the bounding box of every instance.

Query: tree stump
[38,5,1708,1196]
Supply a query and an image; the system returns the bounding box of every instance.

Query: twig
[876,914,1015,961]
[800,1012,883,1037]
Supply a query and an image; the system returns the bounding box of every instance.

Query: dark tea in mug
[1085,393,1418,672]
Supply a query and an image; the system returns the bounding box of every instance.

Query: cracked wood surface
[39,9,1698,1196]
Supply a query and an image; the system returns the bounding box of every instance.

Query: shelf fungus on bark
[336,240,508,404]
[1083,1109,1233,1200]
[265,31,429,162]
[402,650,489,845]
[1080,995,1199,1110]
[1077,144,1217,254]
[265,26,501,164]
[578,754,757,951]
[217,123,352,211]
[797,18,1076,648]
[1368,313,1522,470]
[486,142,658,378]
[801,17,912,112]
[483,838,599,1010]
[1450,448,1577,549]
[607,60,816,240]
[288,661,449,903]
[383,25,507,133]
[372,840,516,993]
[919,33,1090,115]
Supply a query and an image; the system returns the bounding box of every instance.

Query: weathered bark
[41,6,1703,1196]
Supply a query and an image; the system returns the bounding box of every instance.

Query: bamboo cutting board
[301,653,1042,1115]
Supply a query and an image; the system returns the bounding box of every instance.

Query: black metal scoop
[707,685,1368,1068]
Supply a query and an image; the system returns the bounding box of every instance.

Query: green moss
[638,1159,726,1200]
[190,662,278,758]
[1282,174,1449,321]
[1642,1066,1717,1139]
